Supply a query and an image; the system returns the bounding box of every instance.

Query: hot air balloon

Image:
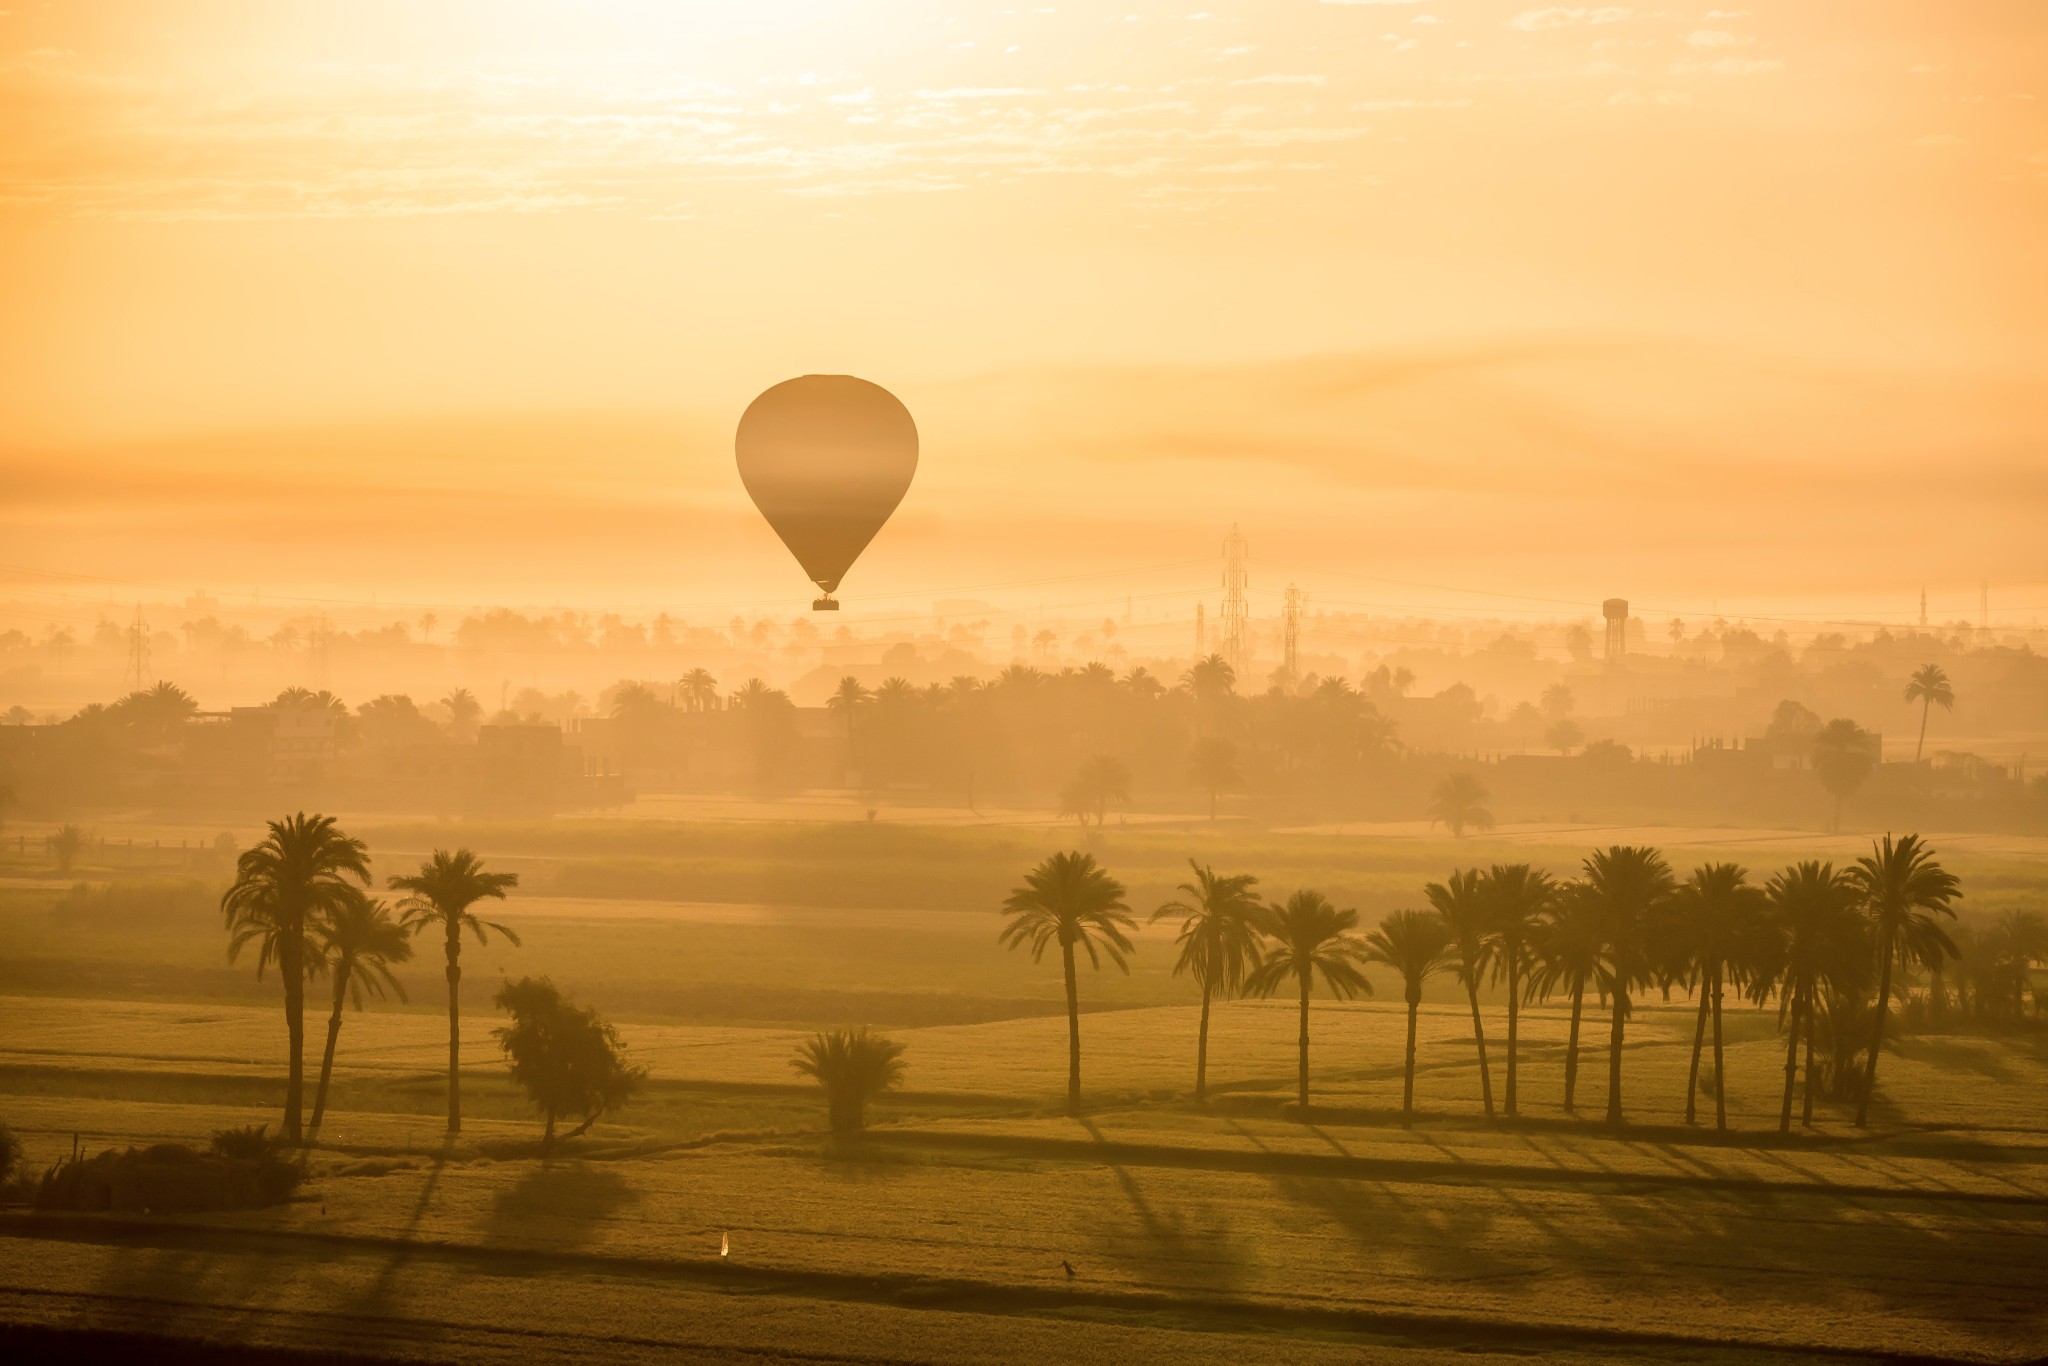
[735,375,918,610]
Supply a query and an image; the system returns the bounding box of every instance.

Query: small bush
[209,1124,273,1159]
[0,1122,21,1184]
[35,1142,303,1213]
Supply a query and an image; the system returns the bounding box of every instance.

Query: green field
[1,812,2045,1363]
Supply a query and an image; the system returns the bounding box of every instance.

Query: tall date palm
[1847,833,1959,1127]
[999,852,1137,1113]
[1244,891,1371,1111]
[1482,863,1555,1117]
[221,812,371,1145]
[307,893,412,1140]
[1760,861,1866,1131]
[1577,845,1677,1126]
[1666,863,1766,1130]
[1425,869,1497,1117]
[390,848,521,1134]
[1151,861,1263,1102]
[1363,909,1451,1122]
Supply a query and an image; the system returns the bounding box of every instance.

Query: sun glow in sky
[1,1,2043,613]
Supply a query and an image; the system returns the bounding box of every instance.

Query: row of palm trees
[221,813,519,1144]
[1002,835,1972,1133]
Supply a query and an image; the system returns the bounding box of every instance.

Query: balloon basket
[812,595,840,611]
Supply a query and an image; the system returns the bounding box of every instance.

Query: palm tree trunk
[1711,966,1728,1132]
[1403,996,1419,1122]
[1856,938,1895,1128]
[1564,983,1584,1113]
[1062,939,1081,1113]
[309,962,351,1139]
[1465,983,1494,1118]
[1195,981,1212,1103]
[1296,973,1311,1111]
[282,922,304,1146]
[1605,986,1628,1126]
[445,929,463,1134]
[1684,983,1710,1125]
[1504,953,1520,1117]
[1801,1008,1817,1127]
[1914,698,1930,764]
[1778,992,1800,1134]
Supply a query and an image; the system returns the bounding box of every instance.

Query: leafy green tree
[1847,833,1959,1127]
[1482,863,1555,1117]
[1425,868,1497,1117]
[1362,909,1451,1121]
[1244,891,1371,1110]
[1151,861,1263,1102]
[390,849,521,1134]
[1059,755,1131,829]
[1759,861,1866,1131]
[791,1027,906,1135]
[1902,664,1953,765]
[308,893,411,1139]
[1426,774,1494,838]
[492,977,645,1152]
[1666,863,1766,1130]
[1811,720,1876,834]
[221,813,371,1144]
[1577,845,1677,1126]
[999,852,1137,1112]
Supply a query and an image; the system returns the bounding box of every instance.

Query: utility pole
[1281,583,1302,680]
[1220,524,1249,680]
[124,605,149,694]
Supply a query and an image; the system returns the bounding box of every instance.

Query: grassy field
[0,809,2044,1363]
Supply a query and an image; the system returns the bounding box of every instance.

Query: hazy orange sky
[2,2,2042,621]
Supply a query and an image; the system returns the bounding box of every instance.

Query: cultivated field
[1,809,2044,1363]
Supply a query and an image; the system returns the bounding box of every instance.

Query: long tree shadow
[481,1159,638,1252]
[1075,1117,1254,1293]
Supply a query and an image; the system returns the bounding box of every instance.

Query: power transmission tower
[124,605,149,694]
[1194,602,1205,655]
[1220,524,1249,679]
[1919,587,1927,629]
[1281,583,1302,679]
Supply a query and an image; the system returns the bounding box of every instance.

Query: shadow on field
[482,1160,639,1250]
[1078,1119,1253,1293]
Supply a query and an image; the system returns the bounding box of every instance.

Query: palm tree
[1482,864,1555,1117]
[1427,774,1494,838]
[998,852,1137,1112]
[1847,833,1959,1127]
[1667,863,1766,1130]
[389,849,521,1134]
[1362,910,1451,1121]
[791,1027,907,1136]
[1151,861,1263,1102]
[47,823,86,873]
[1181,653,1237,711]
[440,688,482,740]
[307,893,412,1139]
[1244,891,1370,1110]
[1811,719,1876,834]
[1759,861,1866,1131]
[1902,664,1953,765]
[221,812,371,1144]
[1530,886,1605,1113]
[1187,736,1241,821]
[1424,868,1496,1117]
[1577,845,1677,1126]
[679,668,720,712]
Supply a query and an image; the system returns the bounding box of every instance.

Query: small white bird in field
[719,1230,730,1260]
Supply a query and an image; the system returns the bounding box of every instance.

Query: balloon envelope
[735,375,918,598]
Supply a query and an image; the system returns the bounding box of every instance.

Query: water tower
[1603,598,1629,667]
